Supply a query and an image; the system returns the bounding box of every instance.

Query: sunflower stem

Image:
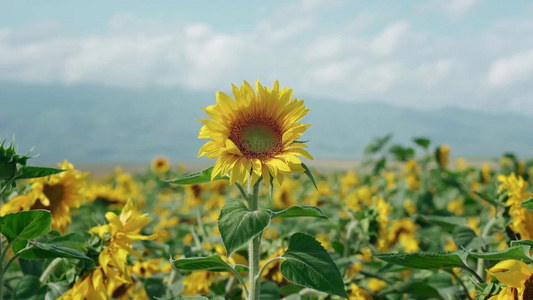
[248,182,262,300]
[476,217,497,281]
[40,258,63,283]
[0,240,14,300]
[235,182,249,202]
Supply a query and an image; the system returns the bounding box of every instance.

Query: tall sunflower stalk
[168,80,347,299]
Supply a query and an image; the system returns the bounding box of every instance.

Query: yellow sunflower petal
[197,80,311,186]
[488,259,533,288]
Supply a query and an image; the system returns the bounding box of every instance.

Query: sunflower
[198,80,312,186]
[151,156,170,174]
[1,160,88,233]
[487,259,533,299]
[436,144,450,169]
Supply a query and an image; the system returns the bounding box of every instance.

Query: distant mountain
[1,82,532,164]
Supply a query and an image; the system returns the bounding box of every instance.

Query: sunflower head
[198,80,312,186]
[151,156,171,174]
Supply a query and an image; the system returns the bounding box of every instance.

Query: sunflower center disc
[239,123,280,157]
[31,183,65,213]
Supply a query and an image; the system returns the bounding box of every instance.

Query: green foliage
[165,166,228,184]
[270,205,327,219]
[467,246,533,263]
[17,241,94,267]
[13,275,47,300]
[413,137,431,149]
[0,210,52,252]
[280,233,348,298]
[389,144,415,161]
[452,226,478,249]
[14,166,65,180]
[218,200,271,257]
[520,197,533,210]
[375,251,469,270]
[301,163,317,190]
[365,133,392,154]
[171,255,245,273]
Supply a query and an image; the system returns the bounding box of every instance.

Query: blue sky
[1,0,533,114]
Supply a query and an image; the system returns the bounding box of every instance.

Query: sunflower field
[1,81,533,300]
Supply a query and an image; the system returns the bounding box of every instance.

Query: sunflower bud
[0,137,31,181]
[0,161,16,181]
[435,144,450,169]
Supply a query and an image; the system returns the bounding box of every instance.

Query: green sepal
[302,163,318,190]
[14,166,65,180]
[520,197,533,211]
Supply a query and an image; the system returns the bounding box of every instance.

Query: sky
[1,0,533,114]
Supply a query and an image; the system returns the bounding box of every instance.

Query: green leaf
[467,245,533,263]
[388,144,415,161]
[365,134,392,154]
[260,281,280,300]
[419,215,466,232]
[13,275,47,300]
[19,258,43,277]
[43,232,88,251]
[521,197,533,211]
[281,233,348,298]
[0,210,52,253]
[172,297,209,300]
[14,166,65,180]
[271,205,327,219]
[165,166,228,185]
[374,251,468,270]
[46,282,69,300]
[452,226,477,249]
[373,157,387,175]
[144,276,166,300]
[510,240,533,247]
[218,200,271,257]
[474,191,501,207]
[279,285,304,296]
[396,282,444,299]
[234,264,249,272]
[17,241,95,268]
[302,163,318,190]
[171,254,235,272]
[413,137,431,149]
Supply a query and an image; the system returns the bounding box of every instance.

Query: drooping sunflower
[198,80,312,186]
[1,160,88,233]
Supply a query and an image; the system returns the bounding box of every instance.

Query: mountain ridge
[1,82,532,164]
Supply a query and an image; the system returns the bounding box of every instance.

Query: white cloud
[370,21,409,56]
[303,36,343,60]
[0,1,533,115]
[257,17,314,43]
[487,50,533,88]
[184,23,212,39]
[412,59,454,87]
[447,0,479,18]
[417,0,479,20]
